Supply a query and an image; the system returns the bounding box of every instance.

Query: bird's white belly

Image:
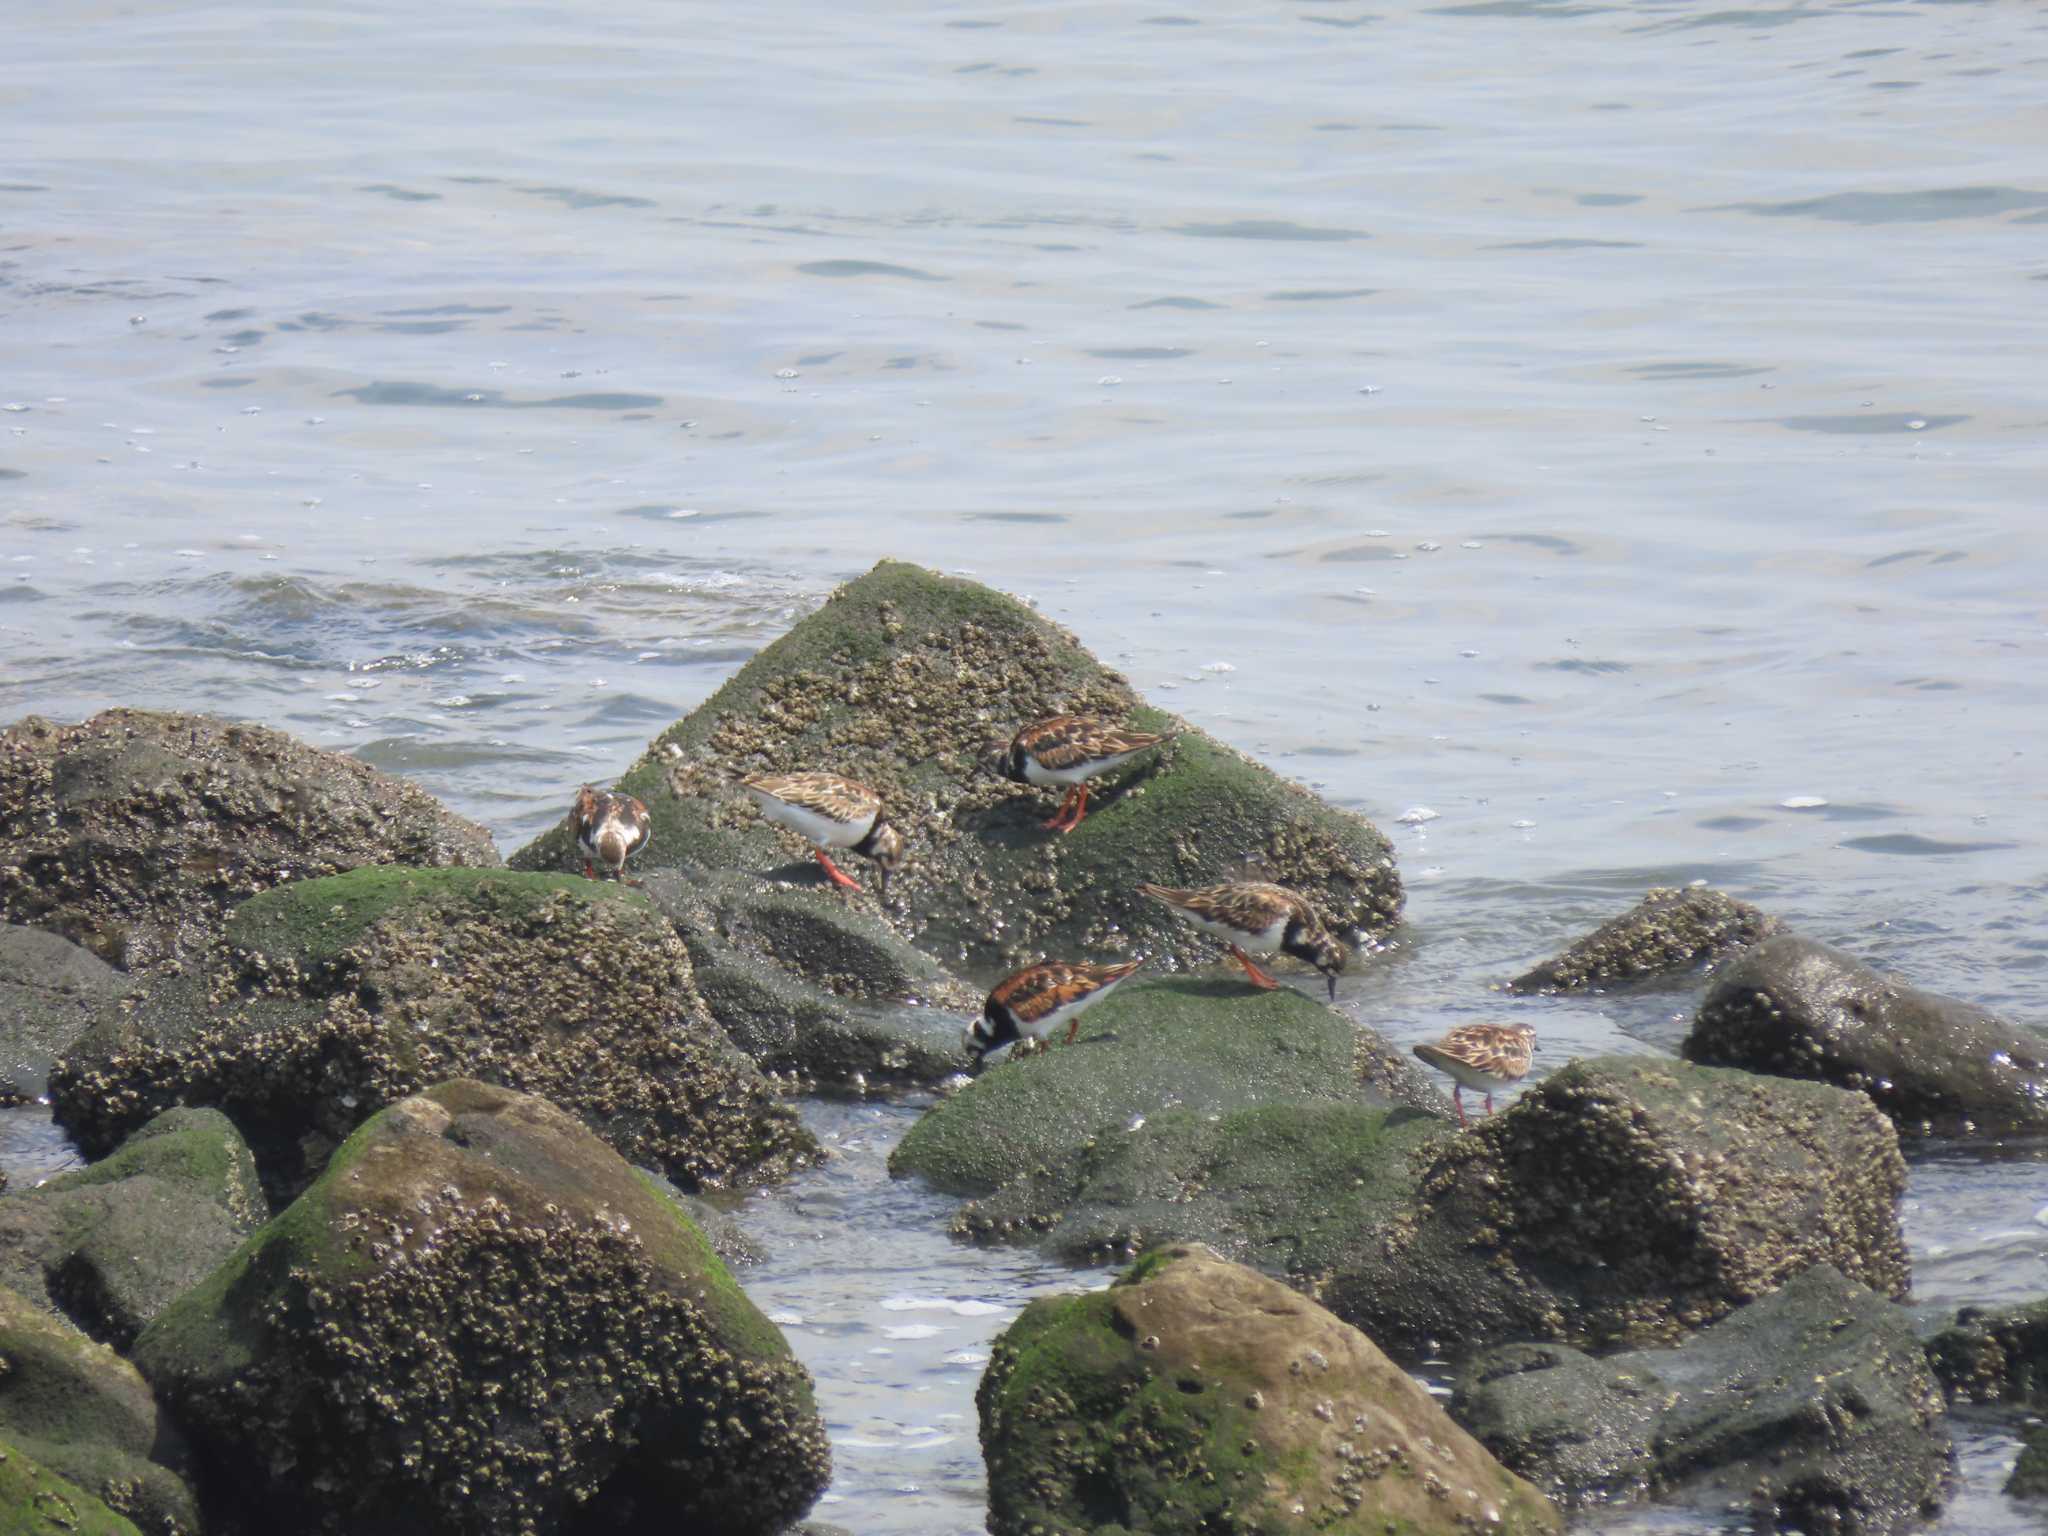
[753,792,873,850]
[1185,912,1288,953]
[1022,748,1140,788]
[1417,1047,1514,1091]
[1021,974,1132,1039]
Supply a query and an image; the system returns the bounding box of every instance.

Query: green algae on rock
[1323,1056,1910,1358]
[132,1080,830,1536]
[0,709,498,973]
[0,927,137,1104]
[0,1435,148,1536]
[0,1286,198,1533]
[1507,886,1780,994]
[510,560,1401,977]
[50,867,816,1201]
[889,975,1448,1199]
[0,1107,265,1349]
[978,1244,1560,1536]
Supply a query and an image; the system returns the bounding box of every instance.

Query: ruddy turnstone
[965,958,1146,1069]
[742,770,905,896]
[1411,1023,1537,1126]
[572,785,652,883]
[982,714,1173,832]
[1137,880,1349,1000]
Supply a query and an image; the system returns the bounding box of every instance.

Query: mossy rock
[0,709,498,973]
[979,1244,1560,1536]
[1507,886,1779,994]
[510,560,1401,977]
[890,975,1447,1198]
[0,1107,266,1348]
[1324,1056,1911,1358]
[0,927,137,1104]
[49,867,816,1202]
[0,1287,197,1533]
[1925,1297,2048,1406]
[132,1080,829,1536]
[0,1437,145,1536]
[955,1101,1450,1273]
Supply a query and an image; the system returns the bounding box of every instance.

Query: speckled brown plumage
[1412,1023,1537,1125]
[572,785,651,882]
[968,958,1146,1064]
[742,770,905,895]
[1138,880,1348,1000]
[986,715,1172,831]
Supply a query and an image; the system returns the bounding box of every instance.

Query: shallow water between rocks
[6,0,2047,1528]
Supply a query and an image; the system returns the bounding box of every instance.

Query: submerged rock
[1508,885,1779,994]
[978,1243,1560,1536]
[1925,1297,2048,1407]
[0,925,136,1104]
[0,709,497,972]
[511,560,1402,979]
[50,867,816,1200]
[889,974,1447,1198]
[133,1080,830,1536]
[1453,1265,1946,1534]
[0,1285,199,1533]
[1687,935,2048,1135]
[0,1107,265,1348]
[1323,1056,1910,1357]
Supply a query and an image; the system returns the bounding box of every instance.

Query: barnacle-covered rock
[0,709,497,973]
[0,1436,149,1535]
[978,1243,1559,1536]
[511,560,1401,980]
[1687,934,2048,1135]
[0,1285,199,1533]
[1508,886,1779,994]
[0,926,137,1105]
[0,1107,265,1347]
[1323,1056,1910,1357]
[132,1080,830,1536]
[50,867,816,1200]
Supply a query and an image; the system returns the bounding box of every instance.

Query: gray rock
[1925,1298,2048,1407]
[1687,934,2048,1135]
[0,926,136,1103]
[0,708,498,973]
[1454,1265,1947,1535]
[1508,886,1779,994]
[1323,1056,1911,1357]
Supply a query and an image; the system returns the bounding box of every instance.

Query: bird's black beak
[965,1049,987,1077]
[876,867,890,902]
[1326,973,1339,1002]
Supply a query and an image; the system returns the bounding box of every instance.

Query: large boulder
[1321,1057,1910,1357]
[1687,935,2048,1135]
[1453,1265,1947,1534]
[0,1107,266,1347]
[0,709,498,972]
[0,926,136,1104]
[978,1243,1560,1536]
[511,560,1402,978]
[1508,886,1779,994]
[889,975,1447,1198]
[132,1080,830,1536]
[50,868,816,1201]
[0,1286,199,1533]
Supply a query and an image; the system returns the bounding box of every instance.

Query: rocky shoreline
[0,560,2042,1533]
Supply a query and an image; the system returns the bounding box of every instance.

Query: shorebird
[572,785,651,883]
[1411,1023,1537,1126]
[742,770,905,896]
[965,958,1145,1069]
[982,714,1173,832]
[1137,880,1349,1000]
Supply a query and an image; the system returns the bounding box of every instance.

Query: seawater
[3,0,2045,1529]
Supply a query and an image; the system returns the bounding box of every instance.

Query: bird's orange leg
[815,849,864,890]
[1061,784,1093,831]
[1483,1092,1496,1117]
[1042,788,1079,831]
[1230,944,1282,990]
[1453,1086,1468,1128]
[583,859,596,879]
[1065,1017,1081,1044]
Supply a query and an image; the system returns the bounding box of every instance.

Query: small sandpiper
[742,770,906,896]
[572,785,652,883]
[965,958,1146,1069]
[1411,1023,1537,1126]
[982,714,1173,832]
[1137,880,1348,1000]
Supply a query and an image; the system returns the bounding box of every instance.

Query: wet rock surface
[1453,1265,1946,1535]
[132,1080,830,1536]
[49,867,816,1201]
[0,1107,265,1348]
[0,1284,199,1533]
[1509,885,1779,994]
[0,709,498,973]
[1926,1298,2048,1407]
[510,560,1402,978]
[1322,1056,1910,1358]
[889,974,1448,1198]
[0,926,136,1105]
[978,1243,1560,1536]
[1687,935,2048,1135]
